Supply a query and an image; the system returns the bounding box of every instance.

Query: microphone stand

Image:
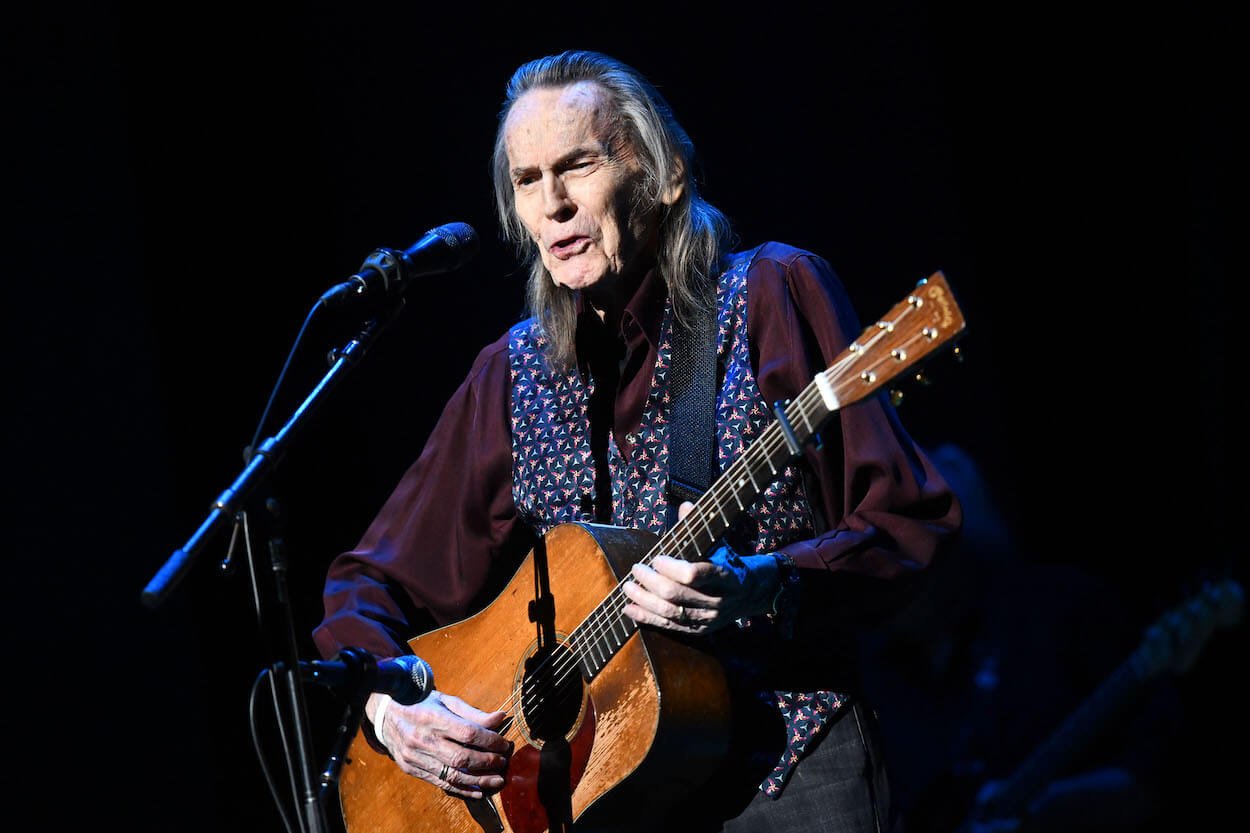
[249,496,329,833]
[142,296,405,609]
[316,648,372,801]
[142,296,407,833]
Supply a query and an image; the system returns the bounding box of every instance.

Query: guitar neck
[656,272,965,567]
[981,655,1143,817]
[977,578,1244,821]
[569,380,825,681]
[569,272,966,682]
[656,386,829,562]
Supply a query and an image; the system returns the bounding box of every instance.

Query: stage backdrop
[6,4,1236,832]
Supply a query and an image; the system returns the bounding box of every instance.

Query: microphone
[297,648,435,705]
[320,221,479,307]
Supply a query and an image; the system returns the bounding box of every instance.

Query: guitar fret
[798,401,813,433]
[574,610,639,684]
[578,650,596,679]
[338,273,970,833]
[697,508,714,544]
[574,621,596,677]
[682,527,699,557]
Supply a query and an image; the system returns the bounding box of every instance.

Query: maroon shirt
[314,242,961,675]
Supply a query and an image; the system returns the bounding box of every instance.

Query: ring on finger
[439,763,450,782]
[676,605,686,623]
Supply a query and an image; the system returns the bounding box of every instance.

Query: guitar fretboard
[567,274,965,681]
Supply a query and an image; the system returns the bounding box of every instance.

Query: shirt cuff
[767,551,800,638]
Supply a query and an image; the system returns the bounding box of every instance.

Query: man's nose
[541,174,574,221]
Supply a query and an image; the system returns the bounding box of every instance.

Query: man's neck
[583,267,646,330]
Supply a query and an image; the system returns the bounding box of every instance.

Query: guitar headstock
[1132,578,1245,678]
[822,270,967,411]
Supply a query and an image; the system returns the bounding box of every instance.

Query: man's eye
[515,175,537,187]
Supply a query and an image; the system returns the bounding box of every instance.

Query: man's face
[504,82,659,296]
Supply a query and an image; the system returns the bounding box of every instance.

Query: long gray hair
[492,50,736,369]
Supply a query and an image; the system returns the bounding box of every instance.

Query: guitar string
[494,311,931,736]
[497,315,930,736]
[535,285,940,700]
[489,369,827,739]
[488,416,800,744]
[525,302,935,703]
[490,302,934,737]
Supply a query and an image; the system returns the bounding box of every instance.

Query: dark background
[6,2,1238,831]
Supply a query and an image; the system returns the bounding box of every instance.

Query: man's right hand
[368,690,512,799]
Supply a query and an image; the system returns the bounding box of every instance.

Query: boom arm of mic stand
[141,300,406,609]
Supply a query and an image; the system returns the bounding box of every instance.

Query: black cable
[250,666,304,833]
[245,299,325,464]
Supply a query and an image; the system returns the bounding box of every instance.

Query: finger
[641,557,727,605]
[677,500,695,521]
[429,730,511,775]
[629,558,754,634]
[428,756,507,799]
[392,727,508,798]
[621,599,701,633]
[622,575,670,620]
[626,562,689,616]
[622,575,706,633]
[438,694,514,753]
[388,698,512,780]
[631,562,723,620]
[621,574,686,621]
[637,555,700,588]
[439,691,506,725]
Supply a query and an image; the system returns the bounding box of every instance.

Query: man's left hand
[621,503,780,633]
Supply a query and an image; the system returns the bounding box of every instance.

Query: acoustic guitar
[335,272,967,833]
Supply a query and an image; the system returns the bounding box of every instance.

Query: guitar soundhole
[518,641,586,746]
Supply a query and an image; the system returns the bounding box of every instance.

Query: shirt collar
[622,266,668,348]
[573,266,668,349]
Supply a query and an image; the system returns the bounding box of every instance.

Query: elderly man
[314,49,960,833]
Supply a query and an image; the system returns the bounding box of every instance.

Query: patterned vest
[508,248,817,544]
[507,248,847,795]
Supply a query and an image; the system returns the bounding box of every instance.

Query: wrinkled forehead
[503,81,616,152]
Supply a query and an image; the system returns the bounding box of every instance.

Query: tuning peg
[913,371,933,387]
[951,344,965,364]
[890,389,905,407]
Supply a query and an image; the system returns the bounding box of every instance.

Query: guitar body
[337,522,732,833]
[336,271,972,832]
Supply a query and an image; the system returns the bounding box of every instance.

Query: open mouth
[549,235,592,260]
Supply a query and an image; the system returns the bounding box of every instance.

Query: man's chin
[550,268,607,292]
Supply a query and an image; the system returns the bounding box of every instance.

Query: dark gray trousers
[578,701,890,833]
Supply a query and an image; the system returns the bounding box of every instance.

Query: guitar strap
[665,272,720,527]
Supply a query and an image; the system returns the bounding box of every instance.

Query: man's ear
[661,158,686,206]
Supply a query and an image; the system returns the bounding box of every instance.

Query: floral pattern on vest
[507,249,846,797]
[508,251,814,548]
